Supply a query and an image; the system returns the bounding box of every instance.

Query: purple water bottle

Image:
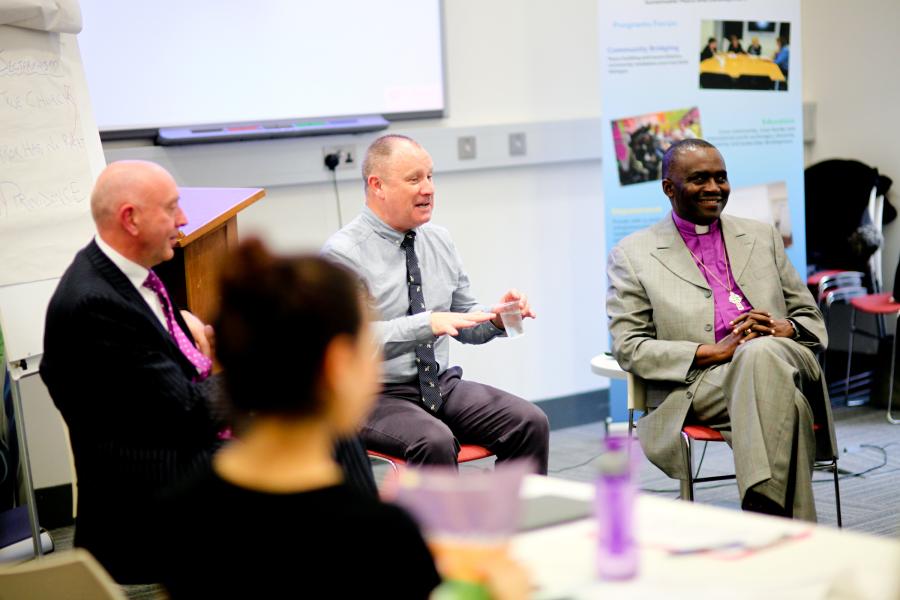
[595,435,638,580]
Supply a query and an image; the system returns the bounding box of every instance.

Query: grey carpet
[545,405,900,534]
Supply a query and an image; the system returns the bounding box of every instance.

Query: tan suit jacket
[607,213,837,479]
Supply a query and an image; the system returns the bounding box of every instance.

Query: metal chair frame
[845,295,900,425]
[618,360,842,526]
[679,425,842,527]
[845,293,900,422]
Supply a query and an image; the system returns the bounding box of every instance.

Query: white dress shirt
[94,235,168,329]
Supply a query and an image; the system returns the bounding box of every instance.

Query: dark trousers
[362,367,550,474]
[334,436,378,497]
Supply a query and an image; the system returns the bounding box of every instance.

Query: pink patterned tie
[143,270,212,380]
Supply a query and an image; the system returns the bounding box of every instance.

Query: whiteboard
[0,3,106,364]
[76,0,446,133]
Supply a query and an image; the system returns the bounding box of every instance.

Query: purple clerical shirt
[672,212,752,342]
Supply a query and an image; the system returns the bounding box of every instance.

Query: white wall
[105,0,609,404]
[39,0,900,412]
[802,0,900,291]
[103,0,900,405]
[232,0,607,402]
[233,158,606,402]
[438,0,600,126]
[204,0,900,406]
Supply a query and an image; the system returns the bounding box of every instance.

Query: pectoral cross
[728,291,745,311]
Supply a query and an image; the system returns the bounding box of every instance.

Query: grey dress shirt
[322,207,503,383]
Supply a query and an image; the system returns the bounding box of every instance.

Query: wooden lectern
[155,187,266,322]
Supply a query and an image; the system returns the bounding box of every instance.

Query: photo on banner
[698,20,792,91]
[612,107,702,186]
[727,181,793,248]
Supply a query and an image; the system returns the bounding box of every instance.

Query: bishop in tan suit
[606,139,836,521]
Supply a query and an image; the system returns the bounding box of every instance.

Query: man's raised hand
[431,311,496,337]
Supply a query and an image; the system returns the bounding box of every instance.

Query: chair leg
[693,442,709,479]
[887,315,899,425]
[832,460,842,528]
[628,408,634,437]
[369,454,401,475]
[680,431,694,501]
[844,308,857,404]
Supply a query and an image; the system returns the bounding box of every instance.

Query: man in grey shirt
[322,135,550,473]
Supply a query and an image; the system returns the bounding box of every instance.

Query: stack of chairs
[805,159,894,410]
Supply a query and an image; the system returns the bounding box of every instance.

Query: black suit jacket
[40,240,221,583]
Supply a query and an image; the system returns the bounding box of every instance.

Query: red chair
[680,423,842,526]
[596,354,842,523]
[367,444,494,473]
[845,292,900,423]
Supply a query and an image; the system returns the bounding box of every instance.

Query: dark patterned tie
[400,231,443,413]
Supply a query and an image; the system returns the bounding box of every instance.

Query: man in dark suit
[40,161,377,582]
[40,161,223,582]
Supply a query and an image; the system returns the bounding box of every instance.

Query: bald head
[661,139,730,226]
[362,135,422,191]
[661,138,718,180]
[91,160,186,268]
[362,135,435,232]
[91,161,176,228]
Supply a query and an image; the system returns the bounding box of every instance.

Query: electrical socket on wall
[457,136,477,160]
[322,145,358,171]
[509,132,527,156]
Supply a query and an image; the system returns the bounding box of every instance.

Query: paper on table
[516,519,837,600]
[638,507,811,556]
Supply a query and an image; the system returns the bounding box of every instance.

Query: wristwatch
[785,318,802,340]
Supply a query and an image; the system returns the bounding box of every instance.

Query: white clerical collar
[671,211,719,236]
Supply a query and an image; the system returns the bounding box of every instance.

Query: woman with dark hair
[700,37,717,61]
[726,33,746,54]
[155,239,441,598]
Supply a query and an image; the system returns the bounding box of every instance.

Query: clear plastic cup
[497,301,524,338]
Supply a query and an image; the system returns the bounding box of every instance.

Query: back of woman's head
[215,238,363,416]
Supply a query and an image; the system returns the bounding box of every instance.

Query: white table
[515,476,900,599]
[590,353,645,428]
[589,353,627,380]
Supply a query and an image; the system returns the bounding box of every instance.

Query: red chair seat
[684,423,821,442]
[850,292,900,315]
[457,444,494,462]
[682,425,725,442]
[367,444,493,466]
